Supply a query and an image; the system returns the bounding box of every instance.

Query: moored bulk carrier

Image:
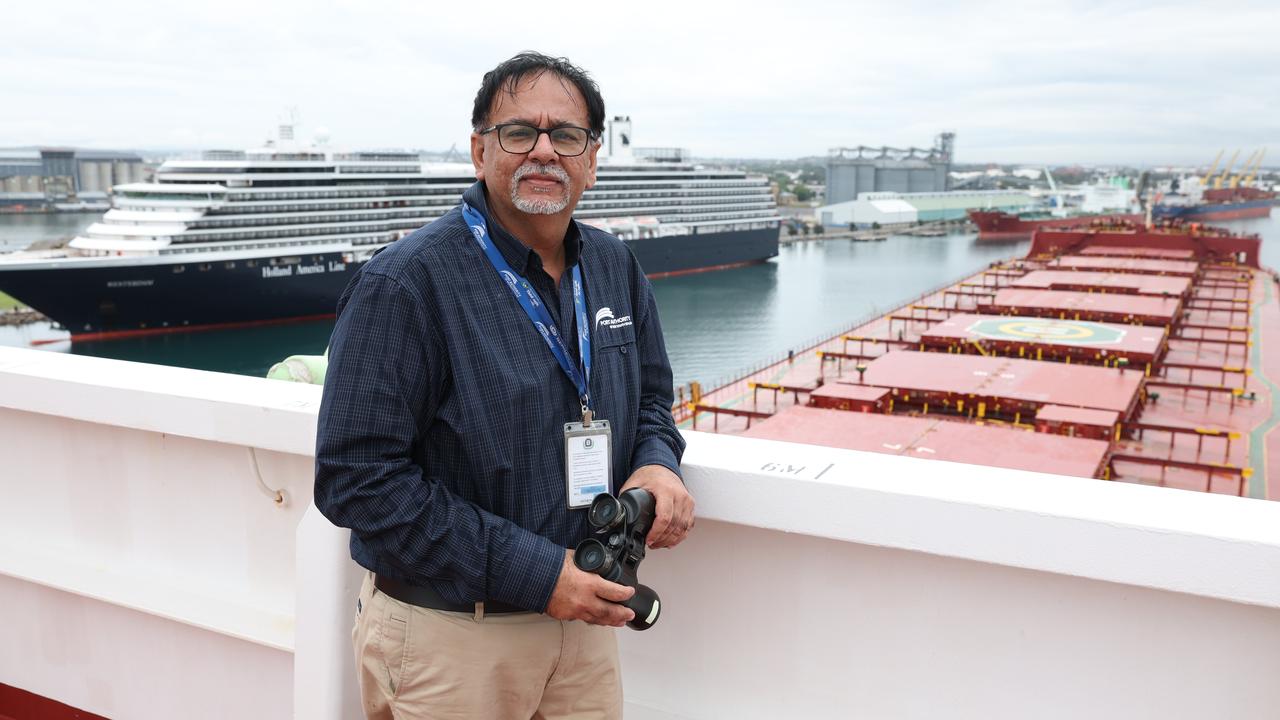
[676,222,1279,500]
[1155,149,1275,222]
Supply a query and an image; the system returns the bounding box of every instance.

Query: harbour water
[0,212,99,252]
[2,213,1278,389]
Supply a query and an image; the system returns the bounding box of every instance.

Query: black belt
[374,574,526,614]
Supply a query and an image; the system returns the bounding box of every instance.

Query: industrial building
[0,147,146,211]
[825,132,954,204]
[817,189,1035,228]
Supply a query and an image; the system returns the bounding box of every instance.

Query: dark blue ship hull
[0,227,779,336]
[1153,199,1273,222]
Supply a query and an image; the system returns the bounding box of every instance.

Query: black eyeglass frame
[478,122,597,157]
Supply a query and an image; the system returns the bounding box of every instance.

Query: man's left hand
[619,465,694,549]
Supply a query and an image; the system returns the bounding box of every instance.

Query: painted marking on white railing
[758,461,836,481]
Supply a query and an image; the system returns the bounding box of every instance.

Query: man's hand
[545,549,636,627]
[620,465,694,549]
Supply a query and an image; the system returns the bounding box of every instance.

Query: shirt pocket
[594,322,637,380]
[592,325,640,484]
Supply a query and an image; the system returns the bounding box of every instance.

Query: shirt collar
[463,181,582,277]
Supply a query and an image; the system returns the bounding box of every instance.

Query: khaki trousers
[352,573,623,720]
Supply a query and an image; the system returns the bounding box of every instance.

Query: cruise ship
[0,118,780,338]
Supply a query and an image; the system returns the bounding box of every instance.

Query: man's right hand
[545,549,636,627]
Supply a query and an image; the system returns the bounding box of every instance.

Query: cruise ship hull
[0,227,779,337]
[629,226,779,279]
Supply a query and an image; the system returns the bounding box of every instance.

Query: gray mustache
[513,164,570,183]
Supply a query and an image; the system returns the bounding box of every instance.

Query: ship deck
[676,225,1279,500]
[1008,269,1192,296]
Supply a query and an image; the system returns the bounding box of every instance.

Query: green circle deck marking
[967,318,1126,345]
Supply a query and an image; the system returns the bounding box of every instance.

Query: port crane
[1235,148,1266,188]
[1228,150,1259,189]
[1201,149,1224,186]
[1213,149,1240,189]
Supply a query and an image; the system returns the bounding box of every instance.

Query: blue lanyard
[462,201,592,413]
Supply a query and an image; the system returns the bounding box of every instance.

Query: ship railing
[2,346,1278,719]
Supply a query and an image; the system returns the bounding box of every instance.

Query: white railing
[1,346,1279,719]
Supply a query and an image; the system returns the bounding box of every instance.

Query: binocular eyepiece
[574,488,662,631]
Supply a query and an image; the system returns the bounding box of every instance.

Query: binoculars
[573,488,662,631]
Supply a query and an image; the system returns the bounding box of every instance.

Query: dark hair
[471,52,605,138]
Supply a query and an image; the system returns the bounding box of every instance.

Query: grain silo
[826,132,954,205]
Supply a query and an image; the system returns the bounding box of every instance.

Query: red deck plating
[1076,246,1197,260]
[919,314,1167,366]
[977,288,1182,326]
[808,383,891,412]
[1010,270,1191,297]
[742,405,1111,478]
[1048,256,1200,277]
[854,351,1145,419]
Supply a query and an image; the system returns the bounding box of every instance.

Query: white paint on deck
[2,346,1279,719]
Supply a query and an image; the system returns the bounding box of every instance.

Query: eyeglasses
[478,122,594,157]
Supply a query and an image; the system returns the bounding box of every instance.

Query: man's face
[470,71,599,223]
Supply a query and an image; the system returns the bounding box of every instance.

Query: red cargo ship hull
[678,222,1276,500]
[968,210,1143,240]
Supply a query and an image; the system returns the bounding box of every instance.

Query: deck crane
[1201,149,1224,186]
[1229,150,1260,189]
[1214,149,1240,189]
[1238,148,1266,188]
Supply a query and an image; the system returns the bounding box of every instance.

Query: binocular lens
[588,494,625,530]
[574,539,612,575]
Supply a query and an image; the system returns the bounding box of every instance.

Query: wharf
[0,308,44,326]
[779,219,971,245]
[677,225,1279,500]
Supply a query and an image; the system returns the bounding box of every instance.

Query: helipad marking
[967,318,1127,345]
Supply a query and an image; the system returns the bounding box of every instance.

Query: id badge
[564,419,611,509]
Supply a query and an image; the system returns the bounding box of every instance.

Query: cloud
[2,0,1277,164]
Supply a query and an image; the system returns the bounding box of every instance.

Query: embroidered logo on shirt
[595,307,633,330]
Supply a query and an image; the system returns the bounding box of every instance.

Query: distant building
[0,147,147,210]
[826,132,954,204]
[818,193,918,227]
[817,189,1035,228]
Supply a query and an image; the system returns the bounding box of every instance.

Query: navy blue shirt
[314,182,685,612]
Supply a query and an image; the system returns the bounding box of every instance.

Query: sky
[3,0,1278,166]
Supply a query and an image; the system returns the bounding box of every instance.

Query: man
[315,52,692,719]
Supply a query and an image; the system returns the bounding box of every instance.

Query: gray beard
[510,164,570,215]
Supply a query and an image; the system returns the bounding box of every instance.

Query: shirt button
[620,346,628,355]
